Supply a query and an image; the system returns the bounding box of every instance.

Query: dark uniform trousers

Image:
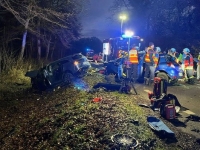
[144,63,155,80]
[128,63,138,81]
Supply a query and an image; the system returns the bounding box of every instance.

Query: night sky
[80,0,122,41]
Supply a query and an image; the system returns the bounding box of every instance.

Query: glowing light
[74,61,79,65]
[72,78,90,91]
[119,15,127,20]
[122,30,134,38]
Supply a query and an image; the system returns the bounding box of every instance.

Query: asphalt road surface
[135,81,200,115]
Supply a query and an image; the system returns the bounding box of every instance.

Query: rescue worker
[117,51,127,81]
[196,52,200,81]
[143,42,155,85]
[153,47,161,66]
[129,46,139,80]
[169,48,179,63]
[182,48,194,84]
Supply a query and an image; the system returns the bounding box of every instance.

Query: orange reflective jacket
[153,53,159,65]
[129,49,138,64]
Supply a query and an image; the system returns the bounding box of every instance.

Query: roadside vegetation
[0,60,200,149]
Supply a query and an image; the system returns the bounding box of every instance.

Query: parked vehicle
[104,54,183,84]
[155,54,183,84]
[25,53,91,90]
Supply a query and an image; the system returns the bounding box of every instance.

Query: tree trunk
[37,38,41,60]
[50,43,56,61]
[19,19,30,60]
[37,20,41,60]
[45,36,51,60]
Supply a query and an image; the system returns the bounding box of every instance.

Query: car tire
[63,72,74,84]
[156,72,169,82]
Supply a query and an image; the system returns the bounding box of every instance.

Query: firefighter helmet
[170,48,176,53]
[155,47,161,53]
[134,46,139,50]
[183,48,190,53]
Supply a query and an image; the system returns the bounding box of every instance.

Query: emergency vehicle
[102,36,141,61]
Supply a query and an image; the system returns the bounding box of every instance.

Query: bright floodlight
[140,38,144,42]
[119,15,127,20]
[122,30,134,38]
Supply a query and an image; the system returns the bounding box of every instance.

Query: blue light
[122,30,134,38]
[72,78,90,91]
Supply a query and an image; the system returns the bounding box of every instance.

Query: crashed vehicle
[25,53,91,90]
[104,53,183,85]
[155,54,184,84]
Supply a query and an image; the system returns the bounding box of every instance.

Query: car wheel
[63,72,73,84]
[170,79,178,85]
[156,72,169,82]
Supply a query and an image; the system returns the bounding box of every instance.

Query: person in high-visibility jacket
[143,42,155,84]
[169,48,179,63]
[118,50,128,58]
[153,47,161,66]
[197,52,200,81]
[117,51,127,81]
[128,46,139,80]
[183,48,194,84]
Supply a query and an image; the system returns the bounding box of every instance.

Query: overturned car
[25,53,91,90]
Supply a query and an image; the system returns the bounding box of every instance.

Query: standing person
[197,52,200,81]
[144,42,155,85]
[169,48,179,63]
[153,47,161,67]
[129,46,139,81]
[117,51,126,81]
[183,48,194,84]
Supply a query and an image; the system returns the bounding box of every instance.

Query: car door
[46,62,63,85]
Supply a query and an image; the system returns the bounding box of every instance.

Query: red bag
[165,104,176,119]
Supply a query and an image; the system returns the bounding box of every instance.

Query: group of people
[117,41,198,85]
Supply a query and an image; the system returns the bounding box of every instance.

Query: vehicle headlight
[74,61,79,66]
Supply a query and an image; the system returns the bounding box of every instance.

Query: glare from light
[123,30,134,38]
[140,38,144,42]
[119,14,127,20]
[74,61,79,65]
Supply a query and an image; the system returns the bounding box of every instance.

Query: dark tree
[71,37,103,55]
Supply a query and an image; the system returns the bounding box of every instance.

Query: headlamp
[74,61,79,65]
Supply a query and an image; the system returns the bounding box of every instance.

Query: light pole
[119,15,127,34]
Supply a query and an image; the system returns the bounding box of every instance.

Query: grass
[0,64,185,149]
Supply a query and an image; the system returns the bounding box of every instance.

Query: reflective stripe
[118,50,128,58]
[153,53,159,65]
[129,49,138,64]
[145,53,150,62]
